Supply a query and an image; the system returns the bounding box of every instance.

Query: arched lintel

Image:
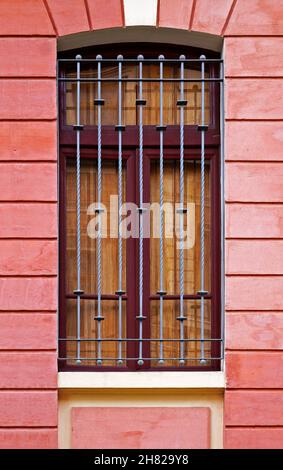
[57,26,223,54]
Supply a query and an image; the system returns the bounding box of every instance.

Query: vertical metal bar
[73,54,84,364]
[176,55,187,365]
[115,55,125,366]
[96,55,103,366]
[157,55,166,365]
[136,55,146,366]
[198,54,208,364]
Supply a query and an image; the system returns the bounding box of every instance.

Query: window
[58,44,222,371]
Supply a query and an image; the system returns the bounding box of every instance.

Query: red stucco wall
[0,0,282,449]
[72,407,211,449]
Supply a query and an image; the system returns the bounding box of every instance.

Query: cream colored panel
[59,389,224,449]
[124,0,158,26]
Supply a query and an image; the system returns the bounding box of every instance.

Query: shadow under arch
[58,26,223,54]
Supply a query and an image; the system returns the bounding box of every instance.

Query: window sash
[59,148,220,371]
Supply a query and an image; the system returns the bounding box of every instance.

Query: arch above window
[58,27,223,54]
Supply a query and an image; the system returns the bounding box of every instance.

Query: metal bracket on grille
[136,99,147,106]
[94,99,105,106]
[176,99,187,107]
[197,125,209,132]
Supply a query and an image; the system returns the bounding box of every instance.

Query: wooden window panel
[150,299,211,368]
[149,158,212,368]
[65,158,127,367]
[66,299,127,367]
[66,159,127,294]
[63,154,214,369]
[65,65,210,127]
[150,159,211,296]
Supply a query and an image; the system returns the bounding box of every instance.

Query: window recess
[58,51,223,371]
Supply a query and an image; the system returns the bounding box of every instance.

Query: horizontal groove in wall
[0,389,57,392]
[225,160,283,163]
[225,349,283,353]
[225,201,283,205]
[0,119,57,122]
[0,160,57,164]
[0,201,58,204]
[0,349,57,353]
[226,201,283,204]
[225,118,283,122]
[225,76,283,80]
[0,77,56,80]
[0,311,57,315]
[0,161,57,165]
[226,350,283,355]
[0,238,57,241]
[0,275,57,279]
[225,425,283,429]
[224,35,283,38]
[226,274,283,278]
[226,308,283,312]
[0,311,57,314]
[0,202,57,204]
[0,35,56,38]
[0,425,57,429]
[225,161,283,165]
[224,388,283,391]
[226,237,283,241]
[0,350,57,354]
[226,310,283,314]
[225,275,283,278]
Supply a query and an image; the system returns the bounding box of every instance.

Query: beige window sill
[58,371,225,389]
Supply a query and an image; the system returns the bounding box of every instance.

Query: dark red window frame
[58,43,221,372]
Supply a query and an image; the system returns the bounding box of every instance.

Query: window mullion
[176,55,187,366]
[136,55,146,367]
[73,54,84,365]
[156,55,167,365]
[115,55,126,366]
[94,55,104,366]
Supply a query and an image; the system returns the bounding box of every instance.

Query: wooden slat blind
[66,159,127,365]
[65,65,210,127]
[65,158,211,366]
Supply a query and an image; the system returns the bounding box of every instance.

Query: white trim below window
[58,371,225,389]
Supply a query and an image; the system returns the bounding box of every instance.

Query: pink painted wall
[72,407,211,449]
[223,2,283,447]
[0,0,282,449]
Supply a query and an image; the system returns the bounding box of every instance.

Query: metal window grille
[58,54,224,370]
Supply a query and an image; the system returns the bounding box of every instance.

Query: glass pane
[150,299,212,367]
[183,68,210,126]
[66,65,136,126]
[65,299,127,367]
[66,158,126,294]
[150,159,211,295]
[65,64,210,126]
